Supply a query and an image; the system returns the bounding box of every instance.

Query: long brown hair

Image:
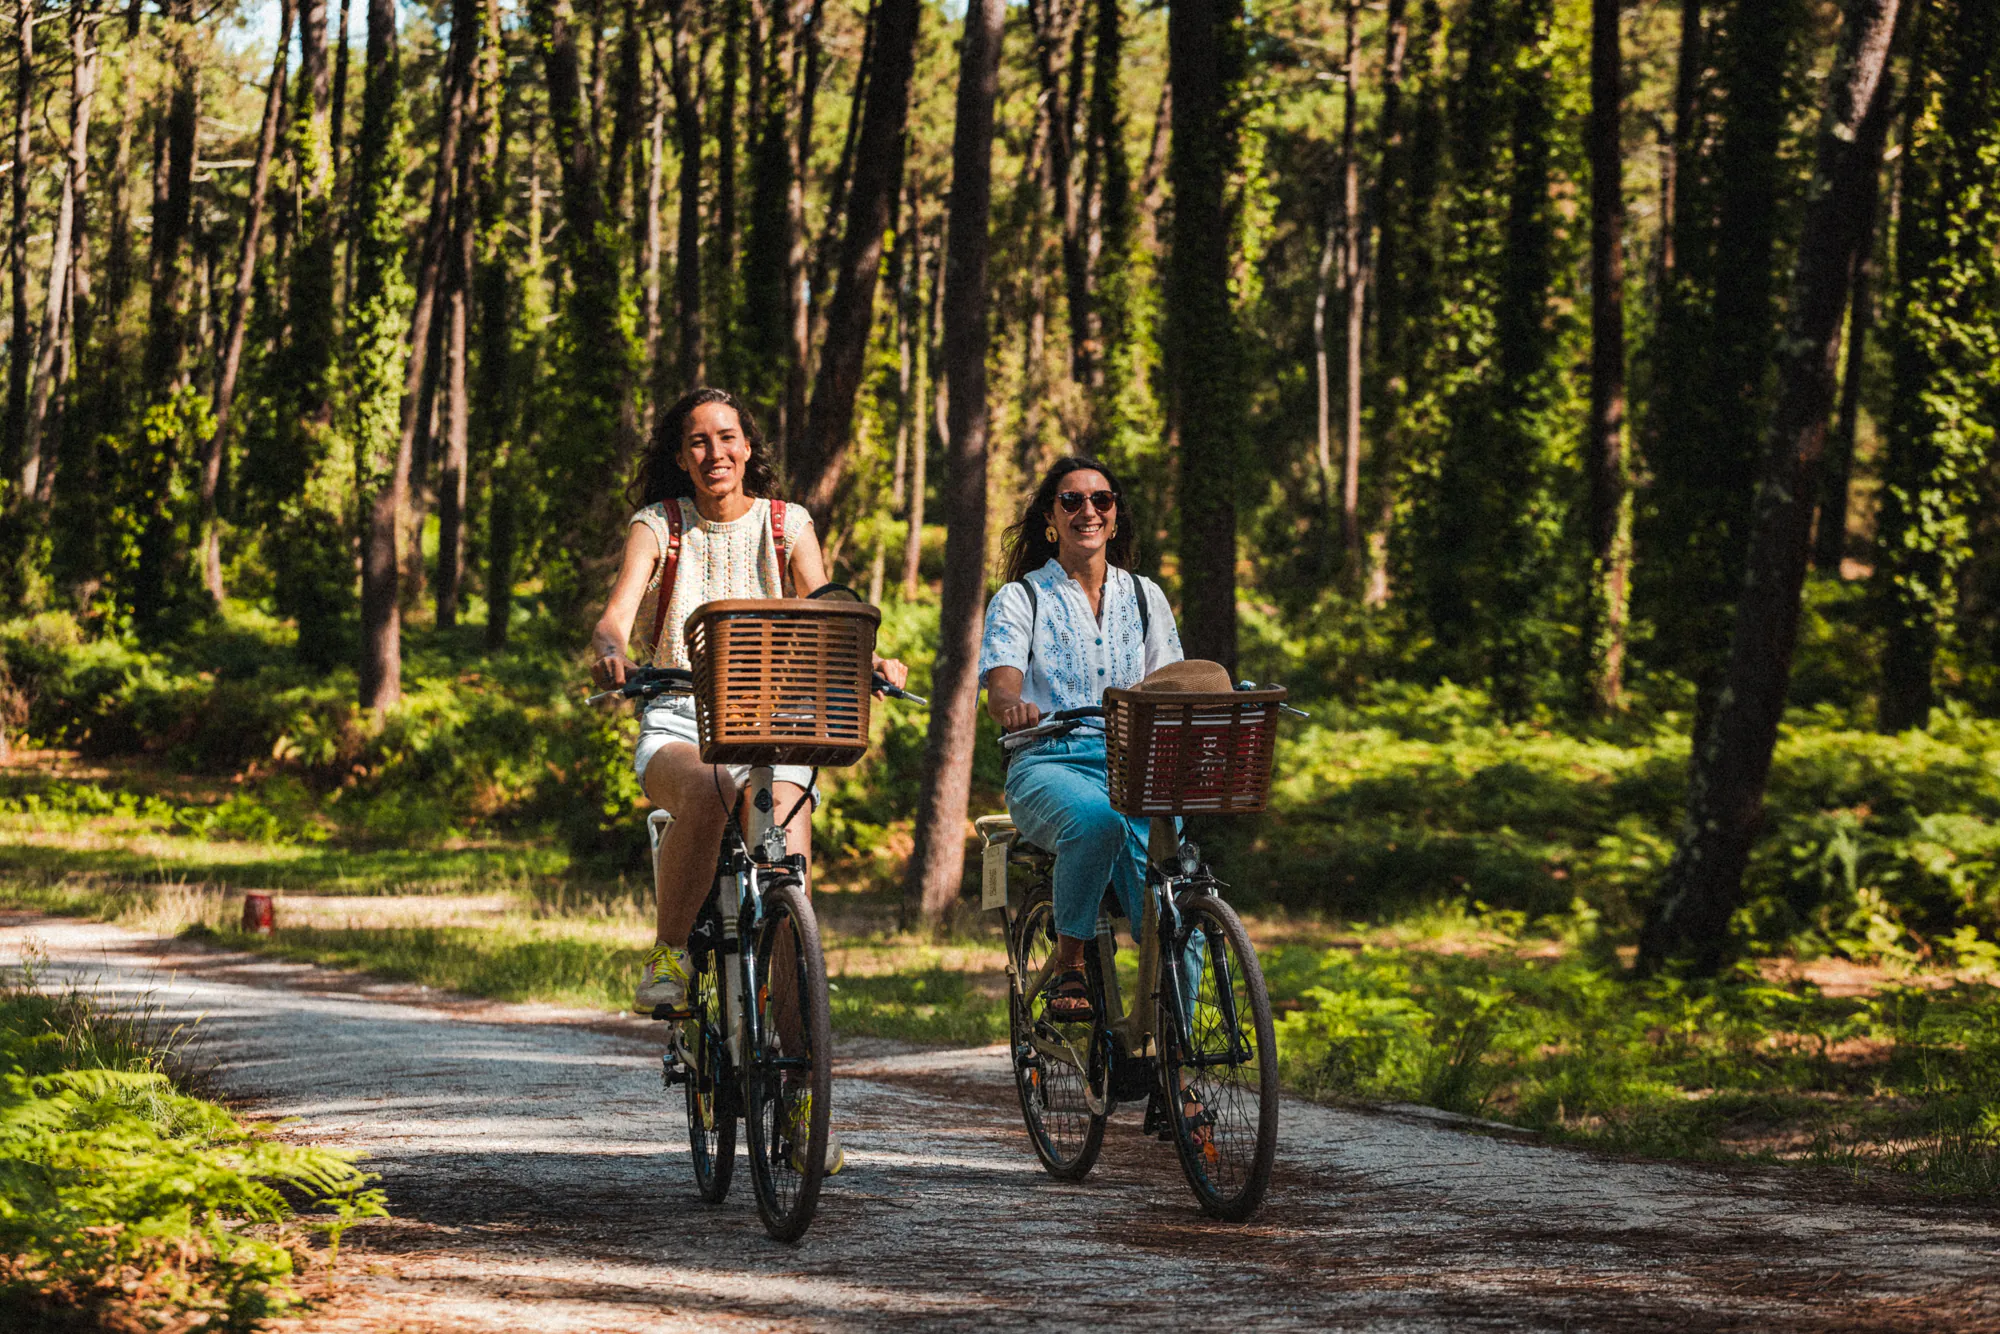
[1000,456,1136,584]
[631,388,780,506]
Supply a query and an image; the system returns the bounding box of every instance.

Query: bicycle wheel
[1008,886,1107,1181]
[684,928,736,1203]
[1157,892,1278,1221]
[743,879,832,1243]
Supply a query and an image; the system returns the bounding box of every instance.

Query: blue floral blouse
[977,559,1184,715]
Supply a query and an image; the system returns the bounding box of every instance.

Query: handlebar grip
[873,673,928,706]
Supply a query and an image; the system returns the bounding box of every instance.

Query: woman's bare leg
[643,742,738,947]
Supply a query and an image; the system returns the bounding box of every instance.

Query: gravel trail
[7,915,1999,1333]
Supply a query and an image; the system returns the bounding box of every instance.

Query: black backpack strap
[1133,573,1152,644]
[1019,579,1038,668]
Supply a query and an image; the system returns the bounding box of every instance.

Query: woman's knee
[1054,806,1127,862]
[645,746,736,815]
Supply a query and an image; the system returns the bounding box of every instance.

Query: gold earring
[1045,524,1058,543]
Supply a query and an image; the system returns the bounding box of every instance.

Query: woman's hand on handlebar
[872,653,909,697]
[997,699,1042,732]
[591,649,636,690]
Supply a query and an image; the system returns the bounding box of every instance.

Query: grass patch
[0,950,385,1329]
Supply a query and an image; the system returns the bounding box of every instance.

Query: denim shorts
[632,697,820,804]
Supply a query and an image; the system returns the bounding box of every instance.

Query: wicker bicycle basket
[1102,685,1287,817]
[685,598,881,768]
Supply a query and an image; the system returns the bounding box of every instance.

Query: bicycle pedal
[661,1052,687,1087]
[650,1003,693,1021]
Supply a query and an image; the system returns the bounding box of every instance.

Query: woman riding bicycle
[977,456,1183,1022]
[590,388,906,1166]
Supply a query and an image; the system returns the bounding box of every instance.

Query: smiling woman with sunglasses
[977,456,1183,1021]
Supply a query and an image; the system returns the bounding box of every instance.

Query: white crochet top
[629,497,812,670]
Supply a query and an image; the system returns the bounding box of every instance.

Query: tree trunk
[477,0,518,652]
[354,0,414,713]
[1166,0,1244,671]
[1812,148,1883,575]
[531,0,638,601]
[640,46,666,424]
[1312,208,1335,513]
[20,8,100,504]
[134,1,200,628]
[783,0,823,458]
[1083,0,1129,405]
[666,2,705,384]
[103,51,139,327]
[4,0,32,481]
[1660,0,1702,280]
[268,0,344,668]
[1584,0,1631,711]
[807,0,875,360]
[1338,0,1364,573]
[437,1,485,631]
[1031,0,1090,387]
[903,0,1003,926]
[712,0,741,382]
[794,0,920,524]
[331,0,352,183]
[605,0,643,220]
[200,0,292,603]
[1874,0,1999,734]
[744,0,800,435]
[1638,0,1900,975]
[1363,0,1412,607]
[904,222,941,598]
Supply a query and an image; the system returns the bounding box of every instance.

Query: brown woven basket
[685,598,881,768]
[1103,686,1287,817]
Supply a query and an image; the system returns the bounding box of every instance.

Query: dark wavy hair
[1001,455,1136,584]
[631,388,781,506]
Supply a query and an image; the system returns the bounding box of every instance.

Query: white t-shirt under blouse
[977,559,1183,716]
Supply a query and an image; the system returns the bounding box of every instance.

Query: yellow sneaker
[634,945,690,1015]
[785,1088,844,1175]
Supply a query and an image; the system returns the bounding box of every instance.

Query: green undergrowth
[1266,904,2000,1195]
[1235,685,2000,961]
[0,954,385,1329]
[0,601,958,882]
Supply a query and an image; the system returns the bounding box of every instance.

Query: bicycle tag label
[982,834,1014,910]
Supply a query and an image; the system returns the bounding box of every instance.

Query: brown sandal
[1042,967,1094,1023]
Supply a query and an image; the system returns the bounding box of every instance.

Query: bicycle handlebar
[586,665,925,708]
[998,683,1312,751]
[999,706,1106,750]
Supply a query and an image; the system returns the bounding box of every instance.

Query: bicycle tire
[684,928,736,1203]
[1008,885,1108,1181]
[1157,892,1278,1221]
[743,878,833,1242]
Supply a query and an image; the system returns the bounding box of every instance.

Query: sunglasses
[1055,490,1118,515]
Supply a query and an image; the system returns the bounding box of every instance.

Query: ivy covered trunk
[1640,0,1901,974]
[1874,0,2000,734]
[530,0,636,610]
[353,0,413,713]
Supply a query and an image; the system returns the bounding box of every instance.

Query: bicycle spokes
[1160,895,1278,1221]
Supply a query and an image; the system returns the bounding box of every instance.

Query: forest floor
[8,915,2000,1333]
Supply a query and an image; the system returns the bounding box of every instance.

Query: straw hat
[1133,659,1235,693]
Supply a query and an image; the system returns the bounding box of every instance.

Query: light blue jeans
[1005,734,1150,942]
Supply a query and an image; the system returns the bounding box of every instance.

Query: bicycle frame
[1007,817,1206,1101]
[672,762,809,1096]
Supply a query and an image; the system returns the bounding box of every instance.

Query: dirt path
[7,916,1999,1333]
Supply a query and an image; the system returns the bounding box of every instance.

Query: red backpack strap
[770,499,791,596]
[646,500,684,653]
